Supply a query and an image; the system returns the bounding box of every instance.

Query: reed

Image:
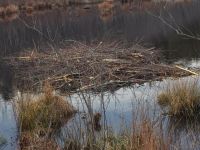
[131,119,168,150]
[100,118,168,150]
[16,83,76,132]
[158,79,200,117]
[19,131,59,150]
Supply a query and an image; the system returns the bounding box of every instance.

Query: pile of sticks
[3,42,191,92]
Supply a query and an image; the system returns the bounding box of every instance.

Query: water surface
[60,76,200,149]
[0,96,18,150]
[0,1,200,62]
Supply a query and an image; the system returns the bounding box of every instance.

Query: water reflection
[0,1,200,62]
[175,58,200,69]
[0,64,14,100]
[0,74,200,149]
[57,76,200,149]
[0,95,18,150]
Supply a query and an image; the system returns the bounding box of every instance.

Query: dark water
[0,64,13,100]
[0,1,200,61]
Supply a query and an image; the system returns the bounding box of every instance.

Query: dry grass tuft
[17,83,76,149]
[131,120,168,150]
[19,131,60,150]
[5,4,19,15]
[16,83,76,132]
[158,79,200,117]
[0,4,19,17]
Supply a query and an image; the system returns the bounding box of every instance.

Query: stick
[175,65,198,75]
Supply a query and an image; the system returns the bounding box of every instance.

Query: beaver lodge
[2,42,192,93]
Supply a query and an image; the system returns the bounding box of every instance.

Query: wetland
[1,0,200,149]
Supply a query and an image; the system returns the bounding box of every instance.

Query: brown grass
[131,120,168,150]
[5,4,19,15]
[17,83,76,149]
[0,4,19,17]
[103,119,169,150]
[158,79,200,117]
[19,131,60,150]
[16,83,76,132]
[98,0,114,21]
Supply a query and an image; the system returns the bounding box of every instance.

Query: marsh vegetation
[1,0,200,150]
[158,79,200,117]
[15,83,75,149]
[17,84,76,132]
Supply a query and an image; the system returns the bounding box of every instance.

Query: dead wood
[2,42,191,92]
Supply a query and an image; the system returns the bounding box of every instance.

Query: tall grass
[158,79,200,117]
[19,132,60,150]
[63,119,169,150]
[15,83,76,149]
[90,118,169,150]
[16,84,76,132]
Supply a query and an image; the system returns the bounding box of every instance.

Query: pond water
[58,76,200,149]
[1,0,200,149]
[0,0,199,61]
[1,75,200,149]
[0,96,18,150]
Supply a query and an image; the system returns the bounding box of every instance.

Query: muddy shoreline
[2,42,192,93]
